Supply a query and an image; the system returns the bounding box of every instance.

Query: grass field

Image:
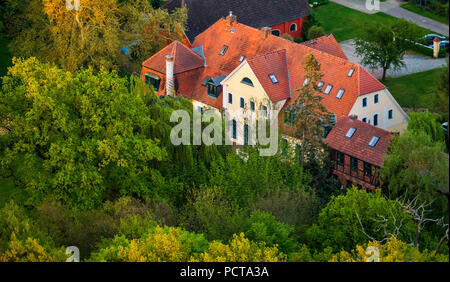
[400,3,449,25]
[0,34,12,78]
[383,68,442,109]
[314,2,440,42]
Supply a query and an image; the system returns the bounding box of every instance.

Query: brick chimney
[165,55,175,96]
[433,36,440,58]
[261,27,271,39]
[227,11,237,25]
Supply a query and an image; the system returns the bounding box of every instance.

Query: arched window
[290,23,297,32]
[241,77,254,86]
[271,30,281,36]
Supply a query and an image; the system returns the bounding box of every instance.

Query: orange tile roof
[246,49,291,102]
[142,41,204,74]
[141,17,387,115]
[301,34,348,60]
[324,116,393,167]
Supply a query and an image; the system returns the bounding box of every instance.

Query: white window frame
[289,23,297,32]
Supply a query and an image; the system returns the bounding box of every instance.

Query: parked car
[421,34,447,45]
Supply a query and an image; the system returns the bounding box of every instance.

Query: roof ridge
[246,49,287,61]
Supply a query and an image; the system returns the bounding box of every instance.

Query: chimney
[165,55,175,96]
[227,11,237,25]
[261,27,271,39]
[433,36,440,58]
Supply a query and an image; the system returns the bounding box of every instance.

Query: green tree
[0,57,167,209]
[408,110,445,143]
[306,187,417,252]
[285,53,332,168]
[354,19,421,81]
[380,130,449,211]
[307,25,325,40]
[435,60,449,119]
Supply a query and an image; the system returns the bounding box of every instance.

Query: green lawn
[383,68,442,109]
[314,2,439,42]
[0,34,12,78]
[400,3,449,25]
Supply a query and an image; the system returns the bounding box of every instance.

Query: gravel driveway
[340,39,449,79]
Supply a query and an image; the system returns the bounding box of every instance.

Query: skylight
[348,68,355,77]
[269,74,278,84]
[317,81,324,91]
[239,55,245,62]
[369,136,380,147]
[219,45,228,56]
[324,84,333,95]
[303,78,308,86]
[336,88,345,99]
[345,127,356,138]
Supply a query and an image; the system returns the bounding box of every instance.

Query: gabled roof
[142,41,204,74]
[301,34,348,60]
[357,65,386,96]
[324,116,393,167]
[163,0,311,42]
[246,49,291,102]
[141,17,387,113]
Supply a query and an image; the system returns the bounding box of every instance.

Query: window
[261,105,268,117]
[208,83,219,98]
[228,93,233,104]
[373,114,378,126]
[345,127,356,138]
[369,136,379,147]
[284,109,296,125]
[269,74,278,84]
[374,94,379,104]
[348,68,355,77]
[388,109,393,120]
[240,97,245,109]
[239,55,245,62]
[350,157,358,171]
[232,119,237,139]
[362,117,368,123]
[244,124,249,145]
[145,73,161,91]
[303,78,309,86]
[337,151,345,166]
[317,81,324,92]
[219,45,228,56]
[271,30,280,36]
[290,23,297,32]
[364,162,372,177]
[324,84,333,95]
[336,88,345,99]
[346,180,353,188]
[250,100,255,112]
[197,106,203,114]
[241,77,254,86]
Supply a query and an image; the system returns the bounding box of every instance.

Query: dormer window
[348,68,355,77]
[207,83,220,98]
[219,45,228,56]
[269,74,278,84]
[241,77,254,86]
[145,73,161,91]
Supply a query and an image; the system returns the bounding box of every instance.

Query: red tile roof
[246,49,291,102]
[324,116,393,167]
[141,17,387,115]
[142,41,204,74]
[301,34,348,60]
